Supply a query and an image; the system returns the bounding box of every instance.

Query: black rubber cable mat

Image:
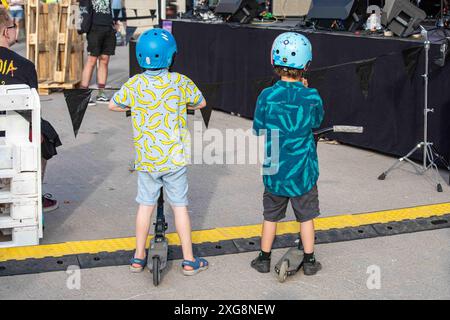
[0,214,449,277]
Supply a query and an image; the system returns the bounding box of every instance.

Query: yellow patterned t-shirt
[113,69,203,173]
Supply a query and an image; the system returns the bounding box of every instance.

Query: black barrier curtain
[167,21,450,160]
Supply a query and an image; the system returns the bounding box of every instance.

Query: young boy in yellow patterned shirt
[108,28,208,276]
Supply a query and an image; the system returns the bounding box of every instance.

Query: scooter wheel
[277,260,289,283]
[153,256,161,286]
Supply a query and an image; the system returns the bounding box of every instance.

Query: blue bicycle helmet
[136,28,177,69]
[271,32,312,70]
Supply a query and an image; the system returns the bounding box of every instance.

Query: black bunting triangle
[199,83,220,128]
[63,89,92,137]
[355,58,376,99]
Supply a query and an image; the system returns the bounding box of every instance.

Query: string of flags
[63,45,424,137]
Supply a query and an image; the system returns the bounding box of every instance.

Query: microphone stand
[378,26,447,192]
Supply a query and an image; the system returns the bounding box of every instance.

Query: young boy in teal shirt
[251,32,324,275]
[109,28,208,276]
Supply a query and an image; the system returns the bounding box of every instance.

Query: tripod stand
[378,26,445,192]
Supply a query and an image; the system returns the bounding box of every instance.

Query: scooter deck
[275,247,304,275]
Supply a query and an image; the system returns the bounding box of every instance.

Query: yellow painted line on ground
[1,202,449,262]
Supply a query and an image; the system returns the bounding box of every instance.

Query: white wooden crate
[0,85,42,244]
[0,172,38,199]
[0,199,39,222]
[0,144,38,174]
[0,145,13,170]
[0,225,39,248]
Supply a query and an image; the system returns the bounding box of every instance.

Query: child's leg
[251,220,277,273]
[261,191,289,253]
[251,192,287,273]
[132,204,155,267]
[172,206,208,272]
[164,167,207,272]
[292,185,320,254]
[292,185,322,275]
[132,172,162,268]
[171,206,196,270]
[300,220,315,254]
[261,220,277,253]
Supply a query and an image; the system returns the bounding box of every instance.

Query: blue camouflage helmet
[136,28,177,69]
[271,32,312,70]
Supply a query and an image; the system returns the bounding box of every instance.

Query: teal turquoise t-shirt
[253,80,324,197]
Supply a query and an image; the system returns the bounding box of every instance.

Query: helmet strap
[304,61,311,72]
[168,53,177,72]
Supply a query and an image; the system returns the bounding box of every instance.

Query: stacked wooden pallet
[0,85,42,248]
[26,0,84,95]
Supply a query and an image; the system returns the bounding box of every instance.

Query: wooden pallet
[38,80,80,96]
[26,0,39,72]
[26,0,83,94]
[54,0,84,84]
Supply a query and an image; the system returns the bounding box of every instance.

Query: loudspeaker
[306,0,365,31]
[307,0,356,20]
[272,0,312,18]
[381,0,426,37]
[215,0,260,24]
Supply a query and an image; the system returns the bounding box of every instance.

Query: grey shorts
[263,185,320,223]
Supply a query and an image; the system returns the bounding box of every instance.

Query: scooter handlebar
[313,126,364,138]
[332,126,364,134]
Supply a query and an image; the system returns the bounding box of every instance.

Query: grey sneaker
[96,91,109,103]
[88,97,96,106]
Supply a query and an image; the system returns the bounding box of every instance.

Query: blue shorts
[10,9,24,20]
[136,167,188,207]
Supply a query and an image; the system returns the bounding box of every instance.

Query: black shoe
[303,260,322,276]
[251,255,271,273]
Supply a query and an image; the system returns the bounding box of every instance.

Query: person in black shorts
[80,0,116,105]
[0,7,61,212]
[251,32,324,275]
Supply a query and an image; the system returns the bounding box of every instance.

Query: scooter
[274,125,364,283]
[142,108,211,286]
[147,188,168,286]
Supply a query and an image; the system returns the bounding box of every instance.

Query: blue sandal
[181,257,209,276]
[130,256,147,273]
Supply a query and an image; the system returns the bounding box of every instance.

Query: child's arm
[185,77,207,111]
[109,77,137,112]
[108,99,130,112]
[187,99,207,111]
